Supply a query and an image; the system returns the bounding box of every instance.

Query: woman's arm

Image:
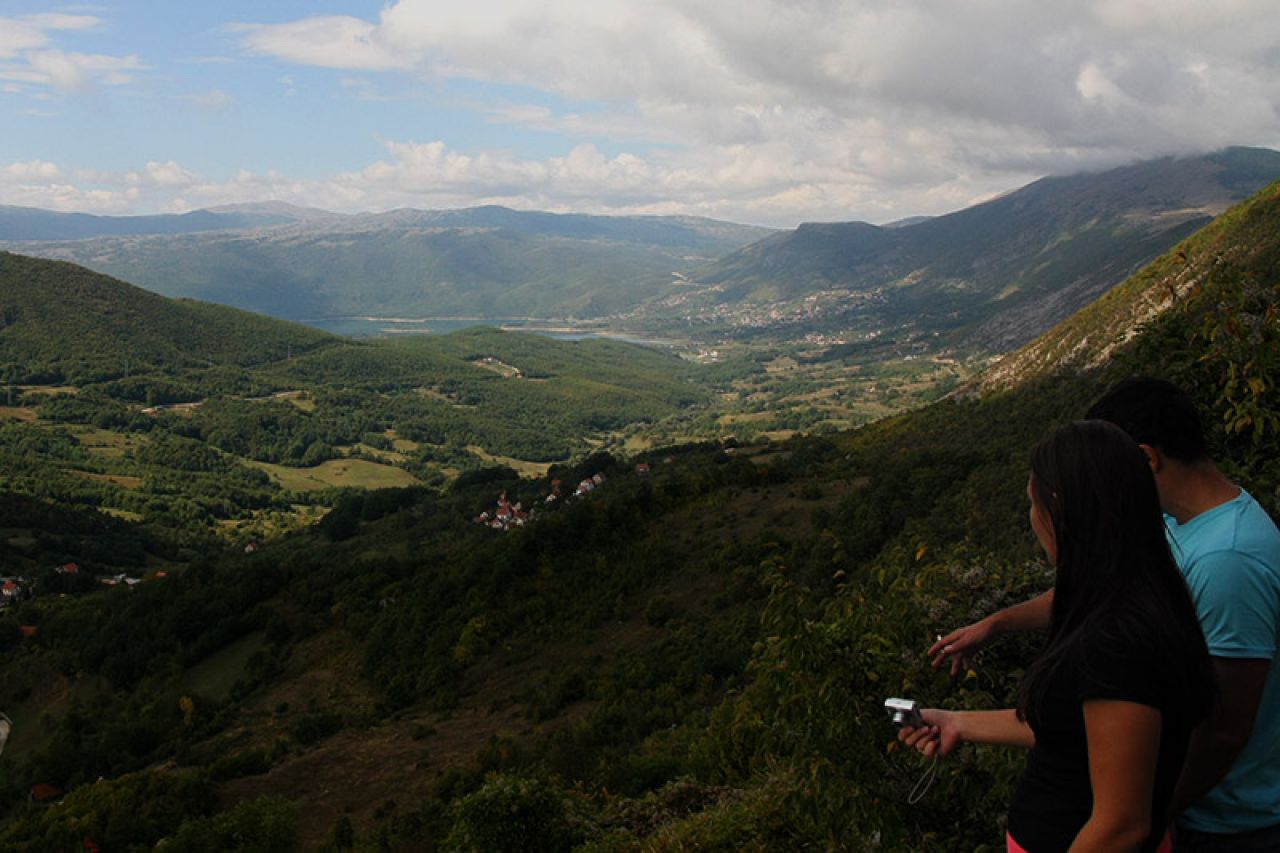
[930,590,1054,675]
[1069,699,1162,853]
[899,708,1035,757]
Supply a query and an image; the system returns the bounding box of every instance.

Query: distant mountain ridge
[674,146,1280,351]
[0,206,775,322]
[4,148,1278,352]
[0,203,326,241]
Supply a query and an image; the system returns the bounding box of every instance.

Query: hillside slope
[679,147,1280,350]
[976,177,1280,394]
[0,252,338,382]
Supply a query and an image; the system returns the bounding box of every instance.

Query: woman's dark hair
[1017,420,1213,723]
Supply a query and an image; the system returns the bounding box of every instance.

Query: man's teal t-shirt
[1168,489,1280,833]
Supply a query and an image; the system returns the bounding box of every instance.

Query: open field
[64,469,145,489]
[67,426,148,457]
[249,458,421,492]
[466,445,553,478]
[182,631,268,702]
[0,407,37,422]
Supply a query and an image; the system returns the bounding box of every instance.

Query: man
[931,378,1280,851]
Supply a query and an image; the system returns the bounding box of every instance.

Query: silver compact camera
[885,697,924,728]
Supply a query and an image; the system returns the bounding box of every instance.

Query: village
[473,460,657,531]
[1,561,164,634]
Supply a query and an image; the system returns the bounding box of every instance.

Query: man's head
[1085,377,1209,463]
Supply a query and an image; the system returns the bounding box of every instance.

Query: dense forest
[0,179,1276,849]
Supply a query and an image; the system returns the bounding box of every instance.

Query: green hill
[0,253,722,576]
[0,251,339,383]
[0,180,1276,849]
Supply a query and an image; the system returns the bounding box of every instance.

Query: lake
[303,316,680,347]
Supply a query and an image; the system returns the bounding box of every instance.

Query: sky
[2,1,1279,228]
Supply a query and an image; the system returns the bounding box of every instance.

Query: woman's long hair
[1017,420,1213,723]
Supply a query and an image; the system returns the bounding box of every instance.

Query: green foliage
[0,769,213,851]
[163,795,299,852]
[444,774,585,852]
[0,251,336,384]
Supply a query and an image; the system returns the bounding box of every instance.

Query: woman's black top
[1007,630,1201,852]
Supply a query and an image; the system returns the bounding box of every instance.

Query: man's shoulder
[1173,490,1280,573]
[1234,490,1280,555]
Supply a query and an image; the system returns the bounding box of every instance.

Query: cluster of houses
[99,573,144,588]
[474,461,666,532]
[0,578,22,610]
[1,562,164,617]
[0,565,55,612]
[473,471,616,531]
[474,491,533,531]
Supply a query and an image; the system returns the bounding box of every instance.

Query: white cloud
[0,13,143,94]
[4,160,64,181]
[222,0,1280,224]
[7,3,1280,225]
[0,13,99,60]
[130,161,199,188]
[233,16,411,71]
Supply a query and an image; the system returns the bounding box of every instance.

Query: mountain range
[4,147,1278,358]
[668,146,1280,350]
[0,206,774,322]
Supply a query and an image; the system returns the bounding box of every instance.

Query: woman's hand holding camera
[898,709,964,758]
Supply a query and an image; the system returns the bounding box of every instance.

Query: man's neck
[1162,460,1241,525]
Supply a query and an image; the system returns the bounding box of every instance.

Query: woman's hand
[929,621,994,676]
[898,708,1035,755]
[898,709,964,758]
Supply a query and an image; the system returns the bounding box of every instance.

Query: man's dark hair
[1084,377,1209,462]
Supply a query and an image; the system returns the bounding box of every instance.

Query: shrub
[444,775,584,852]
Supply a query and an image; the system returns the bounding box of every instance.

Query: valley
[0,162,1276,850]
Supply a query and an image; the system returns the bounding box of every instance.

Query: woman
[901,420,1213,852]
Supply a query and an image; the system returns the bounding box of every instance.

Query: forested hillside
[0,178,1276,849]
[0,252,339,383]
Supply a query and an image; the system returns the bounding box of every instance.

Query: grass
[68,426,147,457]
[249,458,421,492]
[466,445,553,478]
[0,666,110,766]
[0,407,37,422]
[16,385,79,396]
[100,507,145,522]
[64,469,145,489]
[182,631,268,703]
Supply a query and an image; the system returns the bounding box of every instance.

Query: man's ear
[1138,443,1162,474]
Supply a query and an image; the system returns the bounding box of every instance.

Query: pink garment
[1007,830,1172,852]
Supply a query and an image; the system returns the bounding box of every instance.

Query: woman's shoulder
[1071,619,1195,707]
